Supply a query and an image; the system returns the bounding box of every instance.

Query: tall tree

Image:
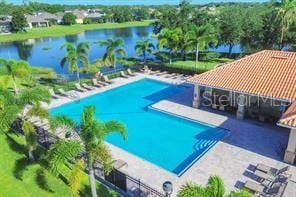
[188,25,218,72]
[11,9,27,32]
[218,6,243,56]
[60,42,90,83]
[0,59,31,95]
[177,0,192,32]
[96,38,126,71]
[157,28,181,64]
[276,0,296,49]
[22,120,37,161]
[135,39,155,62]
[63,13,77,25]
[80,106,126,197]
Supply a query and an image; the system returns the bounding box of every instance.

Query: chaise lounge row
[244,163,291,196]
[49,75,114,99]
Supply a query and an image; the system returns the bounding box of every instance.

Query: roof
[72,10,87,19]
[37,12,61,20]
[86,12,103,18]
[278,102,296,129]
[189,50,296,102]
[26,15,48,23]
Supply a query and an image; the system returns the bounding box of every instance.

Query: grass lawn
[171,58,232,73]
[0,20,152,43]
[0,132,115,197]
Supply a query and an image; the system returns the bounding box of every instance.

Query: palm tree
[178,175,225,197]
[60,42,90,83]
[80,106,126,197]
[96,38,126,71]
[0,59,30,95]
[135,39,155,62]
[46,140,82,176]
[276,0,296,49]
[178,175,251,197]
[177,30,192,61]
[157,28,181,64]
[188,25,218,72]
[22,120,37,161]
[0,88,19,133]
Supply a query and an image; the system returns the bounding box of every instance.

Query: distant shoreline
[0,21,152,43]
[9,0,269,6]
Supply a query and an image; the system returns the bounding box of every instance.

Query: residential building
[189,50,296,164]
[0,16,12,33]
[85,12,104,22]
[69,9,88,24]
[26,14,49,28]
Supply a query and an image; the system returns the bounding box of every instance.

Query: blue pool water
[50,79,226,175]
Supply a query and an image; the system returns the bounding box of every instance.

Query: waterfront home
[0,15,12,33]
[189,50,296,164]
[36,12,63,24]
[26,14,50,28]
[69,9,88,24]
[85,12,104,22]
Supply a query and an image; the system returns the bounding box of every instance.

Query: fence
[105,169,165,197]
[35,127,164,197]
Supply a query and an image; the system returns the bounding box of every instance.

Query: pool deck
[48,73,296,196]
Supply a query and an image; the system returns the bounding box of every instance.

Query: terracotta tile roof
[278,102,296,128]
[189,50,296,101]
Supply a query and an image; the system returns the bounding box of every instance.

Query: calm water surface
[0,26,241,75]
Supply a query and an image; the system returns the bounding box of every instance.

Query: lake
[0,26,241,75]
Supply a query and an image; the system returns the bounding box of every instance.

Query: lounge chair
[92,79,103,88]
[120,71,129,78]
[98,79,109,86]
[127,68,136,76]
[256,164,290,177]
[82,83,95,90]
[75,83,88,92]
[244,181,265,195]
[265,182,286,197]
[103,75,113,84]
[49,88,61,99]
[254,170,277,182]
[57,88,71,97]
[156,71,168,76]
[149,70,160,75]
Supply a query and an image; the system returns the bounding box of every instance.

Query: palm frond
[26,103,50,120]
[22,120,37,149]
[50,115,75,131]
[178,182,207,197]
[46,140,81,176]
[0,105,19,133]
[104,120,127,140]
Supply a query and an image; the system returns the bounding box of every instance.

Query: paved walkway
[47,73,296,196]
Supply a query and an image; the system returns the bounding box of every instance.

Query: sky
[6,0,270,5]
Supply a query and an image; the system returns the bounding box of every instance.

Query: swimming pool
[50,79,227,175]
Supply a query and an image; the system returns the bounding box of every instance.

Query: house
[85,12,104,22]
[26,14,49,28]
[189,50,296,164]
[0,16,12,33]
[69,10,88,24]
[37,12,62,24]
